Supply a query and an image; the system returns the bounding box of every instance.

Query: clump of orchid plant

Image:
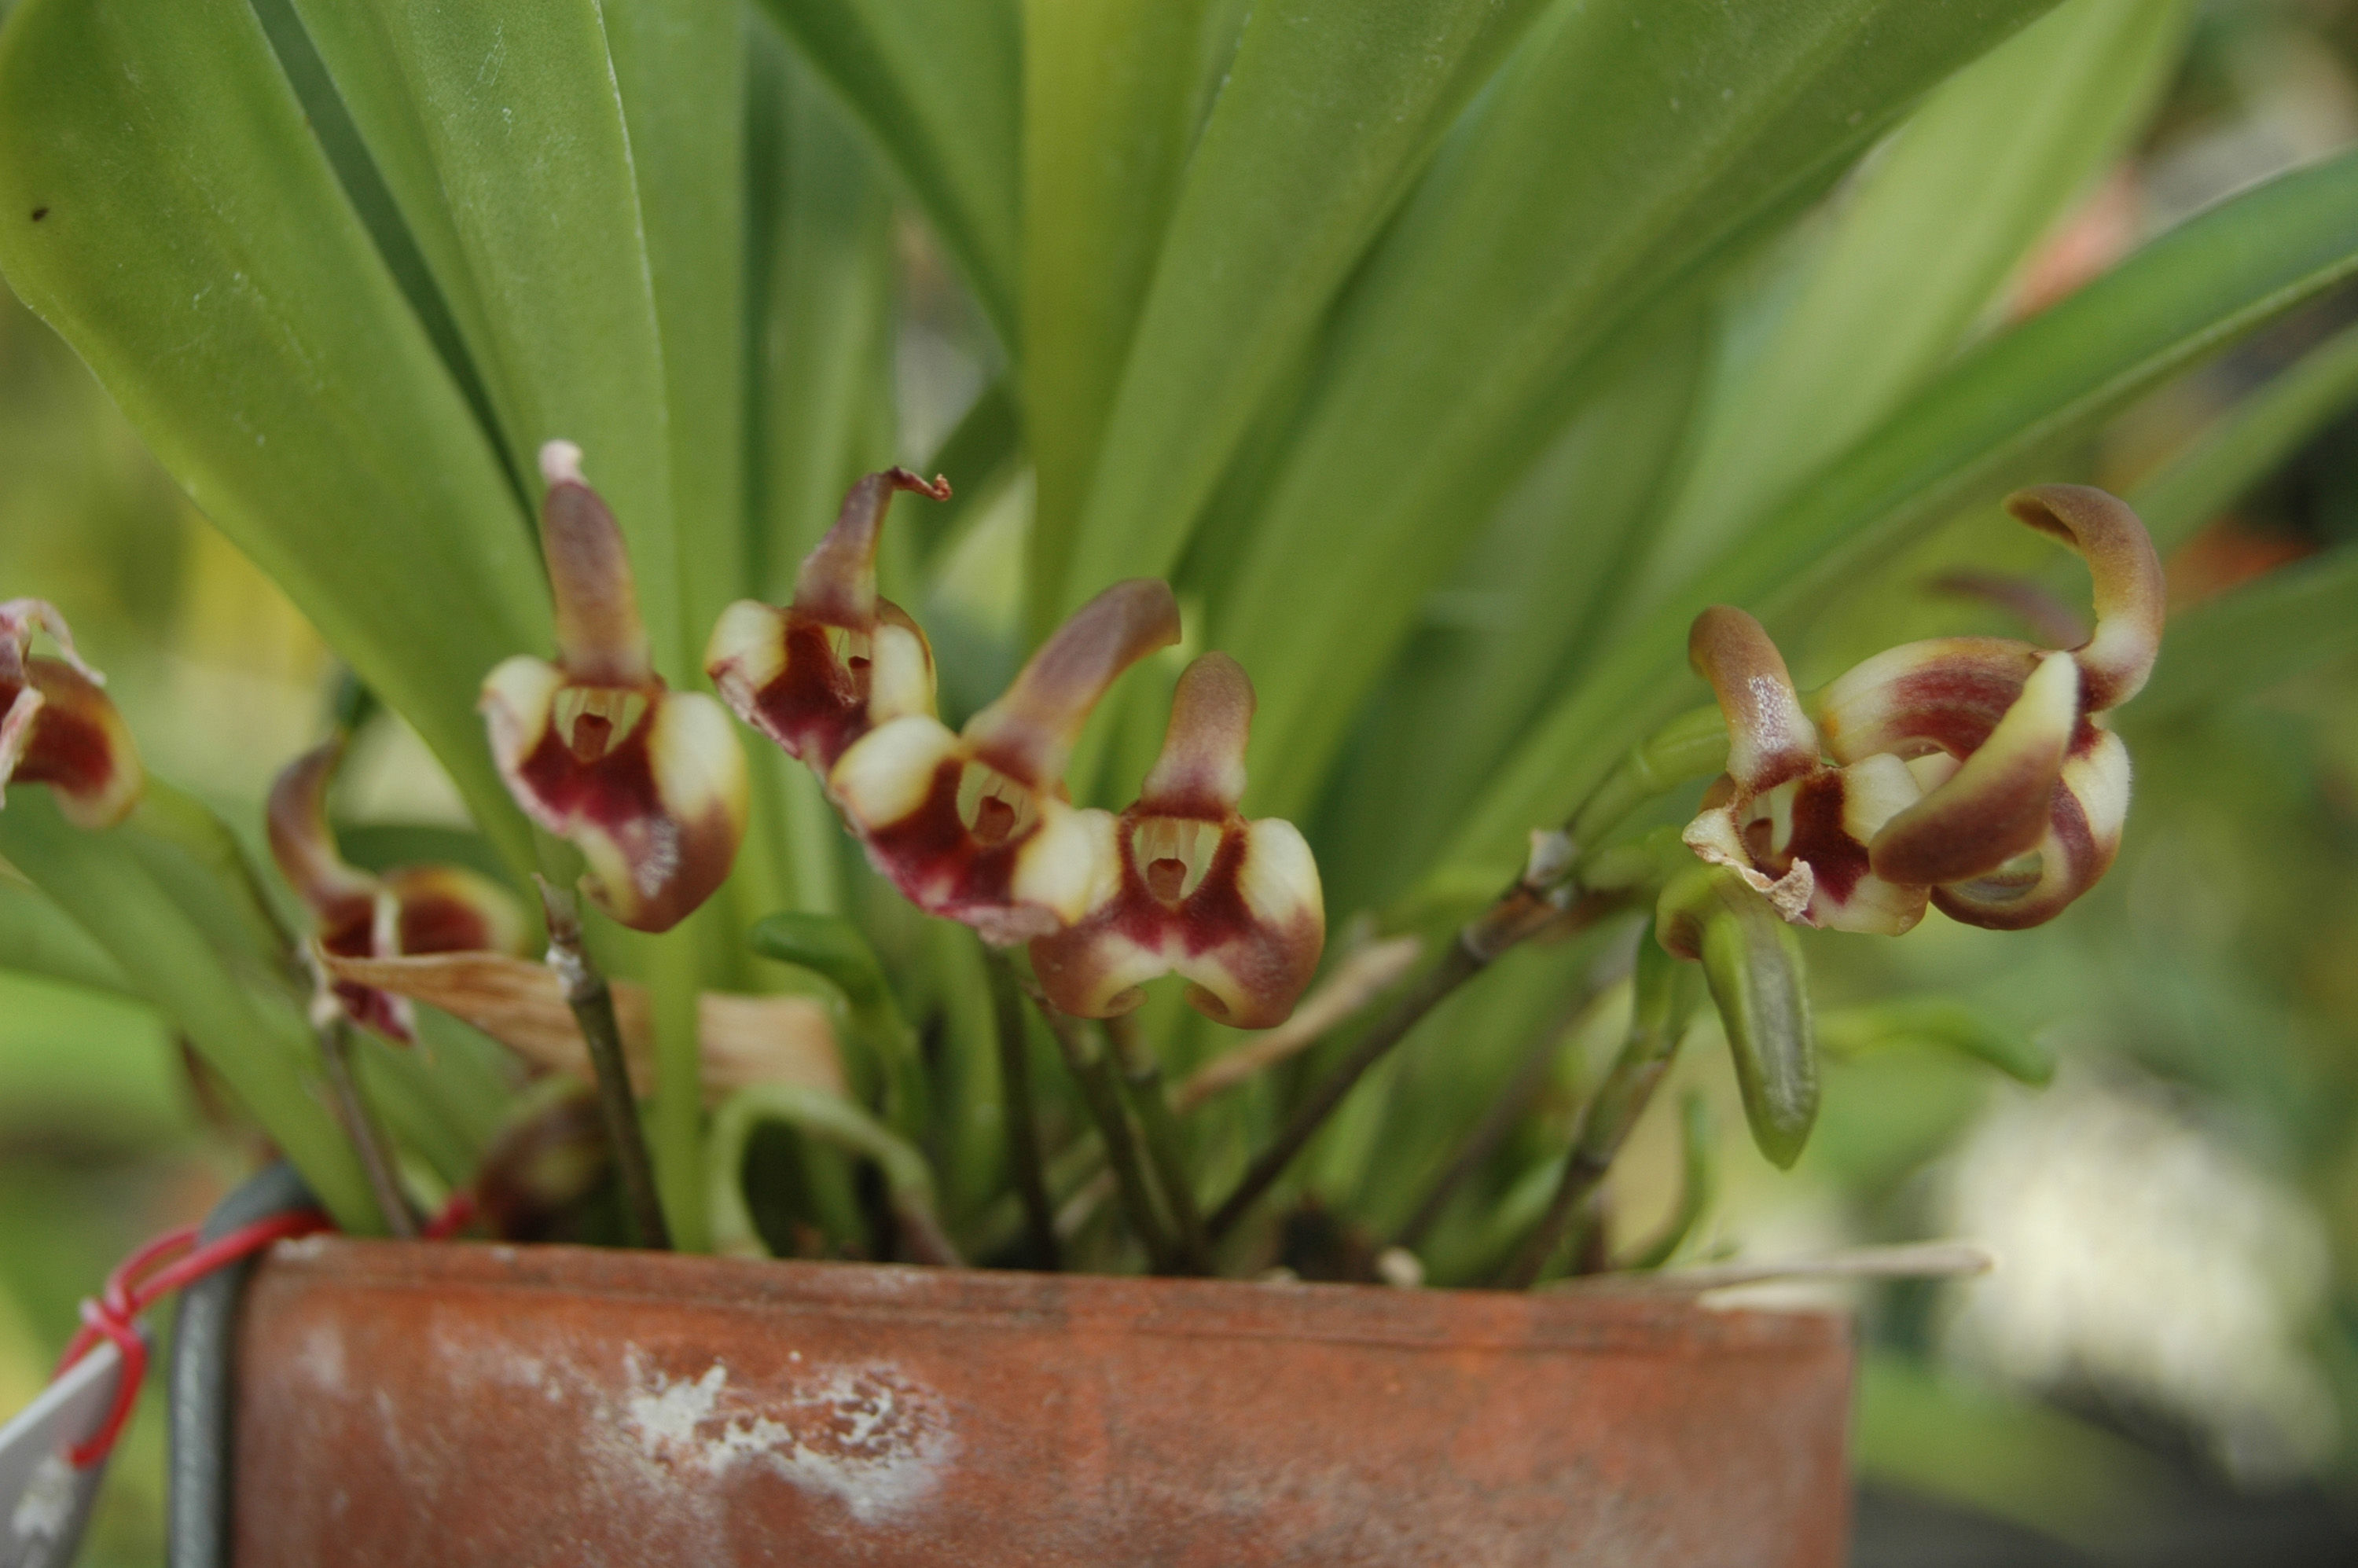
[18,0,2351,1300]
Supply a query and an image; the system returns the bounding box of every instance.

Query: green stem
[1503,927,1689,1289]
[1614,1090,1713,1272]
[983,949,1060,1270]
[314,1015,417,1238]
[646,910,713,1251]
[1565,703,1728,850]
[708,1083,960,1265]
[1022,977,1178,1273]
[1106,1012,1208,1273]
[537,879,671,1250]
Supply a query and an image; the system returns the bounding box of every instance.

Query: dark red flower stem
[538,877,671,1250]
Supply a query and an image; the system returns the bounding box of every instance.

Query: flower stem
[982,949,1060,1269]
[536,877,670,1250]
[1205,842,1592,1244]
[1106,1012,1210,1273]
[1503,927,1688,1288]
[1020,975,1178,1273]
[314,1016,416,1239]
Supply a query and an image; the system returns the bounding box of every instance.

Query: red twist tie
[51,1208,331,1468]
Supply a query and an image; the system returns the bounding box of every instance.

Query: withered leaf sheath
[481,442,750,934]
[705,468,950,773]
[266,736,527,1043]
[1031,654,1324,1029]
[1683,484,2162,934]
[828,578,1184,945]
[0,597,142,828]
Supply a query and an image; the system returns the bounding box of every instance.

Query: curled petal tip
[794,468,953,629]
[966,578,1181,788]
[2003,484,2163,711]
[1139,653,1254,816]
[1688,606,1817,791]
[267,736,378,914]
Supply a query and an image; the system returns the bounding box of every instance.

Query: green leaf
[1817,998,2055,1085]
[1020,0,1211,628]
[1445,145,2358,887]
[747,910,928,1140]
[2131,314,2358,554]
[0,879,133,999]
[602,0,748,649]
[1214,0,2060,824]
[0,0,548,875]
[746,30,900,600]
[287,0,686,673]
[1633,0,2187,606]
[753,0,1020,345]
[1061,0,1552,624]
[0,793,379,1230]
[708,1081,953,1262]
[2129,543,2358,723]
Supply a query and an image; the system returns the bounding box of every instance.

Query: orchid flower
[705,468,950,774]
[1030,654,1324,1028]
[0,598,142,828]
[1682,484,2162,933]
[828,578,1182,944]
[267,737,527,1042]
[481,442,749,932]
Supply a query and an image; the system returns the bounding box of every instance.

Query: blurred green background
[9,0,2358,1562]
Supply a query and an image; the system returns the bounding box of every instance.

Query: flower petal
[1815,636,2042,765]
[791,468,952,628]
[1688,606,1818,793]
[538,442,652,688]
[0,655,144,828]
[266,738,382,916]
[962,578,1181,788]
[1933,725,2129,931]
[1138,652,1254,816]
[2004,483,2163,711]
[1869,650,2078,888]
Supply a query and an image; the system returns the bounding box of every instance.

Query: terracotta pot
[231,1238,1852,1566]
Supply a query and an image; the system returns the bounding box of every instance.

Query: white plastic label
[0,1338,124,1568]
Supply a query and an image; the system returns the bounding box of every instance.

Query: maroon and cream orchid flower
[828,578,1182,945]
[1030,654,1324,1028]
[705,468,950,774]
[481,442,749,933]
[0,597,141,828]
[1683,483,2162,934]
[267,738,527,1042]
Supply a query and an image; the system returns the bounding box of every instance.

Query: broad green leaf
[2132,314,2358,553]
[0,970,185,1149]
[0,793,379,1230]
[1216,0,2060,825]
[287,0,686,674]
[747,29,899,599]
[1060,0,1552,626]
[0,879,133,999]
[603,0,748,648]
[753,0,1020,344]
[1633,0,2187,608]
[0,0,547,876]
[1021,0,1210,625]
[1445,145,2358,889]
[2130,543,2358,723]
[1313,303,1709,915]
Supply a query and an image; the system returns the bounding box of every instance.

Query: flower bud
[1657,863,1816,1168]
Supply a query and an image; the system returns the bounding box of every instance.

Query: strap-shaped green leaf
[604,0,748,649]
[1060,0,1551,622]
[1214,0,2059,823]
[1633,0,2187,610]
[754,0,1019,345]
[1444,145,2358,889]
[1021,0,1213,631]
[0,792,380,1230]
[287,0,685,674]
[0,0,546,873]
